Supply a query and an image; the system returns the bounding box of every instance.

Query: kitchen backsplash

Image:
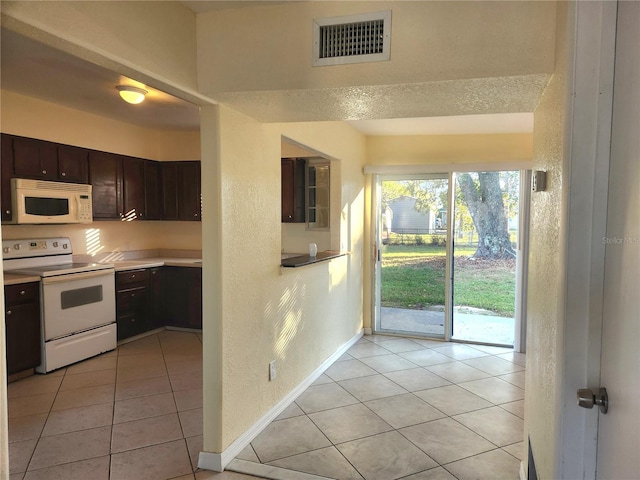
[1,220,202,256]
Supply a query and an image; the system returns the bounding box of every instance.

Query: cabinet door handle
[6,310,11,316]
[42,170,47,174]
[131,274,136,279]
[130,293,136,297]
[20,290,26,296]
[5,210,11,215]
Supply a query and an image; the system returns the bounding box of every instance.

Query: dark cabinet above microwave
[11,135,89,184]
[12,136,58,181]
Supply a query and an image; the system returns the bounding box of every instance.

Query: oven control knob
[13,244,21,250]
[2,247,8,254]
[63,244,68,249]
[53,242,59,248]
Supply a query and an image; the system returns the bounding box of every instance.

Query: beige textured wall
[366,133,533,165]
[200,105,365,451]
[1,1,198,95]
[526,2,573,478]
[0,90,202,252]
[197,1,555,94]
[1,221,202,255]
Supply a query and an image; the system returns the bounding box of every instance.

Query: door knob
[577,387,608,414]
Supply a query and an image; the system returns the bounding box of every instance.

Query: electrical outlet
[269,360,277,381]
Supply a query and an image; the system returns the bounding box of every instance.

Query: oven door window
[25,196,70,216]
[61,285,103,309]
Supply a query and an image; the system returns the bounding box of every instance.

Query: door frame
[554,2,618,478]
[367,163,532,350]
[373,173,453,340]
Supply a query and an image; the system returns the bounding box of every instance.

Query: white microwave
[9,178,93,224]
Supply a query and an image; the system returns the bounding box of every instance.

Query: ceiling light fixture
[116,85,148,104]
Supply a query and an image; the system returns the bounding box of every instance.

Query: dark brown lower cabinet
[116,266,201,341]
[5,282,41,375]
[148,267,164,329]
[163,267,202,329]
[116,269,152,341]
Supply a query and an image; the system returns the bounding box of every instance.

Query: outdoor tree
[457,172,516,258]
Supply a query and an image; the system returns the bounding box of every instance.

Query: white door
[596,2,640,477]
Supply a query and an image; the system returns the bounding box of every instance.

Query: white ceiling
[1,21,535,136]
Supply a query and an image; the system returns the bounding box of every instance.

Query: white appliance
[9,178,93,224]
[3,237,116,373]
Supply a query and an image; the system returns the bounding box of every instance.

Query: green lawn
[381,245,516,317]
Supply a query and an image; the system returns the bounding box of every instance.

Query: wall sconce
[116,85,148,104]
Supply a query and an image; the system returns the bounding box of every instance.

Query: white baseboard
[198,329,364,472]
[520,460,527,480]
[227,459,331,480]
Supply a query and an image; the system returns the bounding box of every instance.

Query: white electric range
[3,237,117,373]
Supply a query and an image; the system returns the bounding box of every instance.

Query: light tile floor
[7,331,526,480]
[230,335,526,480]
[7,330,262,480]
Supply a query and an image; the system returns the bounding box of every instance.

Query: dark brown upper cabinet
[281,158,306,223]
[160,162,179,220]
[1,134,14,222]
[144,160,162,220]
[122,157,146,220]
[9,135,89,184]
[177,161,201,221]
[57,144,89,184]
[12,136,58,181]
[89,151,123,219]
[160,161,200,221]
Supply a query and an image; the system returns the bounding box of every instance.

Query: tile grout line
[242,336,525,480]
[21,360,68,476]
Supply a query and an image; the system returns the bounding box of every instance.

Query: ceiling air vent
[313,11,391,66]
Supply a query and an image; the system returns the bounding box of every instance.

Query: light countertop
[3,259,202,285]
[4,273,41,285]
[108,258,202,271]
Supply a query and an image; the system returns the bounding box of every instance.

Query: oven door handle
[42,269,114,285]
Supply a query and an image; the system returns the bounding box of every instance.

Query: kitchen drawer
[116,269,149,288]
[116,286,147,314]
[117,313,150,340]
[5,282,40,306]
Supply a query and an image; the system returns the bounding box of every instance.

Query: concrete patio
[380,307,515,346]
